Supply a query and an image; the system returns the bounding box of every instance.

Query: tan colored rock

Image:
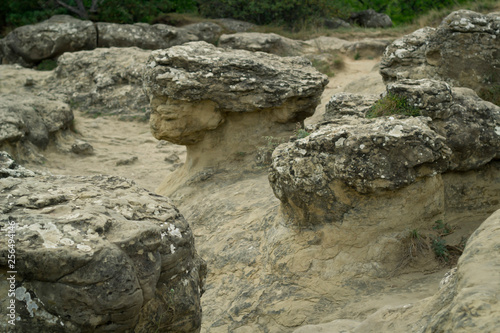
[143,41,328,193]
[293,209,500,333]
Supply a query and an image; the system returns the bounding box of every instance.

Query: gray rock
[323,17,351,29]
[183,22,222,44]
[0,151,35,178]
[71,140,94,155]
[218,32,306,56]
[380,10,500,96]
[350,9,393,28]
[0,92,73,150]
[0,171,206,332]
[48,47,151,119]
[214,18,256,32]
[96,22,199,49]
[387,79,500,171]
[324,93,379,121]
[0,15,96,67]
[269,117,451,225]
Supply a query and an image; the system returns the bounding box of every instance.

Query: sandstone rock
[48,47,151,119]
[386,79,500,171]
[143,41,327,193]
[0,92,73,158]
[218,32,306,56]
[293,209,500,333]
[183,22,222,44]
[0,151,35,178]
[0,15,96,67]
[380,10,500,97]
[350,9,393,28]
[341,39,392,58]
[96,22,199,49]
[269,117,451,225]
[71,140,94,155]
[0,168,206,332]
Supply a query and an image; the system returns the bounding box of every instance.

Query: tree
[55,0,102,19]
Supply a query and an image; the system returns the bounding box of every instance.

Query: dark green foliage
[431,236,449,261]
[197,0,341,28]
[479,85,500,107]
[36,59,58,71]
[365,92,421,118]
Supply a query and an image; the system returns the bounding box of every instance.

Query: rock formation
[48,47,151,119]
[0,15,96,67]
[349,9,393,28]
[96,22,198,49]
[293,209,500,333]
[380,10,500,100]
[0,152,206,332]
[0,65,74,163]
[0,15,225,67]
[142,41,328,194]
[269,78,500,228]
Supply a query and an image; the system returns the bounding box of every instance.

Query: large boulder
[386,79,500,171]
[0,15,96,67]
[218,32,306,56]
[294,209,500,333]
[380,10,500,99]
[96,22,199,49]
[349,9,393,28]
[0,88,73,162]
[48,47,151,119]
[0,153,206,332]
[143,41,328,193]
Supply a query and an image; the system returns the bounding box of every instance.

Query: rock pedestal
[142,41,328,195]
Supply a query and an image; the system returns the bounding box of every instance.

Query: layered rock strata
[142,41,328,194]
[0,153,206,332]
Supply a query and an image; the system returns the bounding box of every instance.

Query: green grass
[366,93,421,118]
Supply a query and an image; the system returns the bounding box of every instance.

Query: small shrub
[296,129,310,139]
[365,93,421,118]
[433,219,453,236]
[353,52,361,60]
[478,85,500,107]
[432,236,449,262]
[36,59,58,71]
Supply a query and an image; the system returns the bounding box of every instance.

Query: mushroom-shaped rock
[269,117,451,226]
[0,160,206,332]
[143,41,328,194]
[380,10,500,99]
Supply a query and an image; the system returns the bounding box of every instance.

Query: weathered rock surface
[214,18,256,32]
[270,78,500,227]
[386,79,500,171]
[183,22,222,44]
[294,209,500,333]
[0,158,206,332]
[143,41,327,192]
[269,116,451,225]
[96,22,199,49]
[0,15,96,67]
[0,89,74,163]
[349,9,393,28]
[218,32,306,56]
[48,47,151,119]
[380,10,500,96]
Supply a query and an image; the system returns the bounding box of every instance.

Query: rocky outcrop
[218,32,306,56]
[0,154,206,332]
[349,9,393,28]
[214,18,256,32]
[380,10,500,98]
[143,41,328,193]
[294,209,500,333]
[96,22,198,49]
[0,87,74,162]
[48,47,151,119]
[269,78,500,227]
[183,22,222,44]
[0,15,96,67]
